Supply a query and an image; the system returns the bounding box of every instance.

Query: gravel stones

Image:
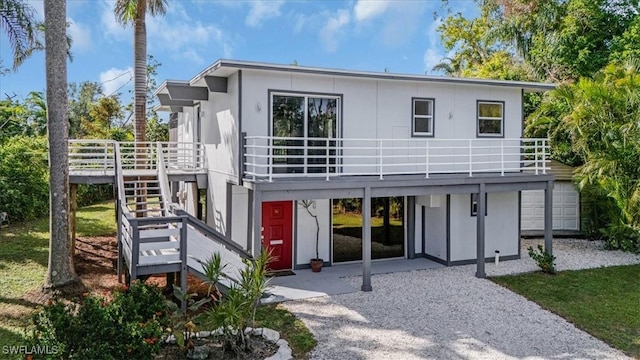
[284,239,638,360]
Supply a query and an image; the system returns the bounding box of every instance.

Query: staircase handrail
[171,206,252,260]
[113,141,128,213]
[156,142,172,217]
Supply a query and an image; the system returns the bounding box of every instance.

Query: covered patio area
[263,257,445,303]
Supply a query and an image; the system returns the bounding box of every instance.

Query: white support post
[469,139,473,176]
[533,140,538,175]
[326,138,330,181]
[268,138,273,183]
[378,139,383,180]
[542,140,547,174]
[425,141,430,178]
[500,140,504,176]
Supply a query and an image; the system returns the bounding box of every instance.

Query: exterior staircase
[122,175,166,218]
[67,140,251,309]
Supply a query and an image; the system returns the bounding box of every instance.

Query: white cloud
[354,0,389,22]
[246,0,284,28]
[99,67,133,96]
[67,18,92,52]
[99,1,237,64]
[423,48,443,74]
[100,0,129,42]
[423,18,445,74]
[320,9,350,52]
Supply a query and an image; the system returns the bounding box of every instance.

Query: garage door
[521,182,579,231]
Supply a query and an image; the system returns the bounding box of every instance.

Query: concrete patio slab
[262,258,444,303]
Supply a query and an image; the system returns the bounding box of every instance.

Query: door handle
[270,239,283,245]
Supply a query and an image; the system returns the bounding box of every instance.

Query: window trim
[476,100,505,138]
[470,193,488,217]
[411,97,435,137]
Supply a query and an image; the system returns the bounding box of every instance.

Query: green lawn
[492,265,640,358]
[256,304,317,359]
[0,202,116,354]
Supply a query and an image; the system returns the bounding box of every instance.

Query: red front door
[262,201,293,270]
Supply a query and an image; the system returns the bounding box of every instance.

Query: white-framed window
[470,193,488,216]
[477,100,504,137]
[412,98,435,137]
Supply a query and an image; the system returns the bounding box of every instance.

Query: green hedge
[0,136,114,222]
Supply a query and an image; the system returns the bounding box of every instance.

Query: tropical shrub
[30,282,167,360]
[0,136,49,221]
[528,245,557,274]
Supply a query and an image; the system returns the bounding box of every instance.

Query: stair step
[126,201,163,206]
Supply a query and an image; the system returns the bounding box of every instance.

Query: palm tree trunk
[134,5,147,209]
[44,0,77,288]
[133,5,147,143]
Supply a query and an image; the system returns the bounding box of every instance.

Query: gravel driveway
[284,239,640,360]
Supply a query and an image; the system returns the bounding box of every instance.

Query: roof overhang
[157,93,194,107]
[187,59,557,93]
[166,80,209,101]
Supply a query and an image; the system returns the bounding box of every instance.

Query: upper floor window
[412,98,434,137]
[477,101,504,137]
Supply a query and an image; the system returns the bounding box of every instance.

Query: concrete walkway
[263,258,444,303]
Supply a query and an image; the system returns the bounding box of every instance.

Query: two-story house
[153,59,555,291]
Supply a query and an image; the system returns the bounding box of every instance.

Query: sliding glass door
[272,94,339,174]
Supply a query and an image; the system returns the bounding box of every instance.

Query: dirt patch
[24,235,210,305]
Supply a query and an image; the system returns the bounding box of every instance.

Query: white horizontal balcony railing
[68,139,116,172]
[68,140,205,174]
[244,136,550,182]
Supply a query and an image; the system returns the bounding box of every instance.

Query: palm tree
[44,0,77,288]
[114,0,167,143]
[0,0,39,69]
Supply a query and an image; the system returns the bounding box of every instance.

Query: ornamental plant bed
[158,334,278,360]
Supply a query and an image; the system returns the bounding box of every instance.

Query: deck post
[117,202,123,283]
[251,190,263,258]
[130,218,139,285]
[69,183,77,264]
[407,196,416,259]
[226,181,233,242]
[247,189,254,252]
[544,180,553,255]
[362,187,372,291]
[476,183,486,278]
[179,217,188,312]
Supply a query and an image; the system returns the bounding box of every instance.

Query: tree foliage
[530,61,640,250]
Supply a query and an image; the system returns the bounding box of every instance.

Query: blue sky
[1,0,477,101]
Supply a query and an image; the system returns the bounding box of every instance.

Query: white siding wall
[295,199,331,267]
[241,70,523,175]
[419,195,447,261]
[177,108,198,215]
[449,192,519,262]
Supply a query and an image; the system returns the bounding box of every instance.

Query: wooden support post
[407,196,416,259]
[180,217,188,313]
[130,219,139,286]
[247,189,254,252]
[117,200,123,283]
[252,190,263,258]
[362,187,372,291]
[70,183,77,264]
[544,180,554,255]
[476,183,486,278]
